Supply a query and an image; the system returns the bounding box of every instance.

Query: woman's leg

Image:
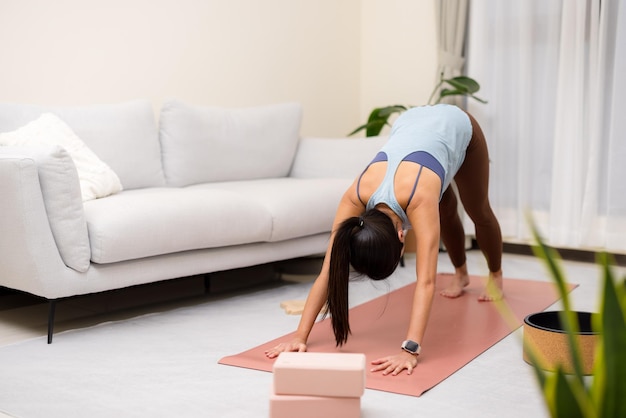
[438,186,471,297]
[451,112,503,300]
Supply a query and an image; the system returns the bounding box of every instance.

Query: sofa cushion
[0,113,123,201]
[0,100,164,190]
[0,146,90,272]
[290,136,389,179]
[159,101,302,186]
[188,177,352,242]
[84,187,273,264]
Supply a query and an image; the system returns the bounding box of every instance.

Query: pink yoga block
[273,352,366,397]
[270,390,361,418]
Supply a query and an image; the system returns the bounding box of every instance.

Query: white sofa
[0,100,387,342]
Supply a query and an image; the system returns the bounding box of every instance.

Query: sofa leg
[47,299,57,344]
[203,275,211,294]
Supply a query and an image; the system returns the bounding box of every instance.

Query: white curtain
[435,0,469,108]
[436,0,469,80]
[465,0,626,253]
[436,0,475,250]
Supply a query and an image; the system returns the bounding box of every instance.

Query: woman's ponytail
[324,208,403,346]
[325,217,361,346]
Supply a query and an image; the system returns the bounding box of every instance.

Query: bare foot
[440,272,470,298]
[479,272,504,302]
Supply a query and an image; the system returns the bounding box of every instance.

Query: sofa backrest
[159,100,302,186]
[0,100,165,190]
[290,136,389,180]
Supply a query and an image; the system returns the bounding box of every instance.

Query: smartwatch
[401,340,421,356]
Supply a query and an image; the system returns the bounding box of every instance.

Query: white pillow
[0,113,123,201]
[0,100,165,190]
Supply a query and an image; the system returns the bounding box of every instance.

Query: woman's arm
[370,171,441,375]
[403,195,440,347]
[265,184,364,358]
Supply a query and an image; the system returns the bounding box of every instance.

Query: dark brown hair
[324,208,404,346]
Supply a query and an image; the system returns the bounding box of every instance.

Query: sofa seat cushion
[188,177,352,242]
[84,188,273,264]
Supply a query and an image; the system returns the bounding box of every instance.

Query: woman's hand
[264,339,307,359]
[370,351,418,376]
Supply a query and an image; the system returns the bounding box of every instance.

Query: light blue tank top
[362,104,472,229]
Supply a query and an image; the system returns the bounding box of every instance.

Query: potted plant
[349,72,487,137]
[497,218,626,418]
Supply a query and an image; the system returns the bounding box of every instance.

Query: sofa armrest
[0,152,66,296]
[0,147,90,274]
[289,136,388,179]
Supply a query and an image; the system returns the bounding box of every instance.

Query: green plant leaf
[347,123,370,136]
[519,215,626,417]
[348,105,408,137]
[437,88,488,105]
[365,119,387,137]
[347,120,386,137]
[365,107,390,137]
[467,94,488,104]
[439,88,465,97]
[376,105,408,117]
[544,370,586,418]
[444,76,480,94]
[527,215,586,383]
[591,253,626,418]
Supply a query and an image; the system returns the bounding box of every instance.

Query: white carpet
[0,252,605,418]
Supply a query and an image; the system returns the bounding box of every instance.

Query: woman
[265,104,503,377]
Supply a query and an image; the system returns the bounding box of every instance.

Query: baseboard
[484,240,626,267]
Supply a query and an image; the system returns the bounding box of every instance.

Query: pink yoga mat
[219,275,574,397]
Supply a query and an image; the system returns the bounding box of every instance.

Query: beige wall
[360,0,437,135]
[0,0,436,137]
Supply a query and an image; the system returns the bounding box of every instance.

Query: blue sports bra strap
[370,151,388,164]
[406,165,424,207]
[356,169,367,206]
[357,152,388,206]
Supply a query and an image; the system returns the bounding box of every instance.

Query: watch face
[403,340,419,353]
[405,341,419,352]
